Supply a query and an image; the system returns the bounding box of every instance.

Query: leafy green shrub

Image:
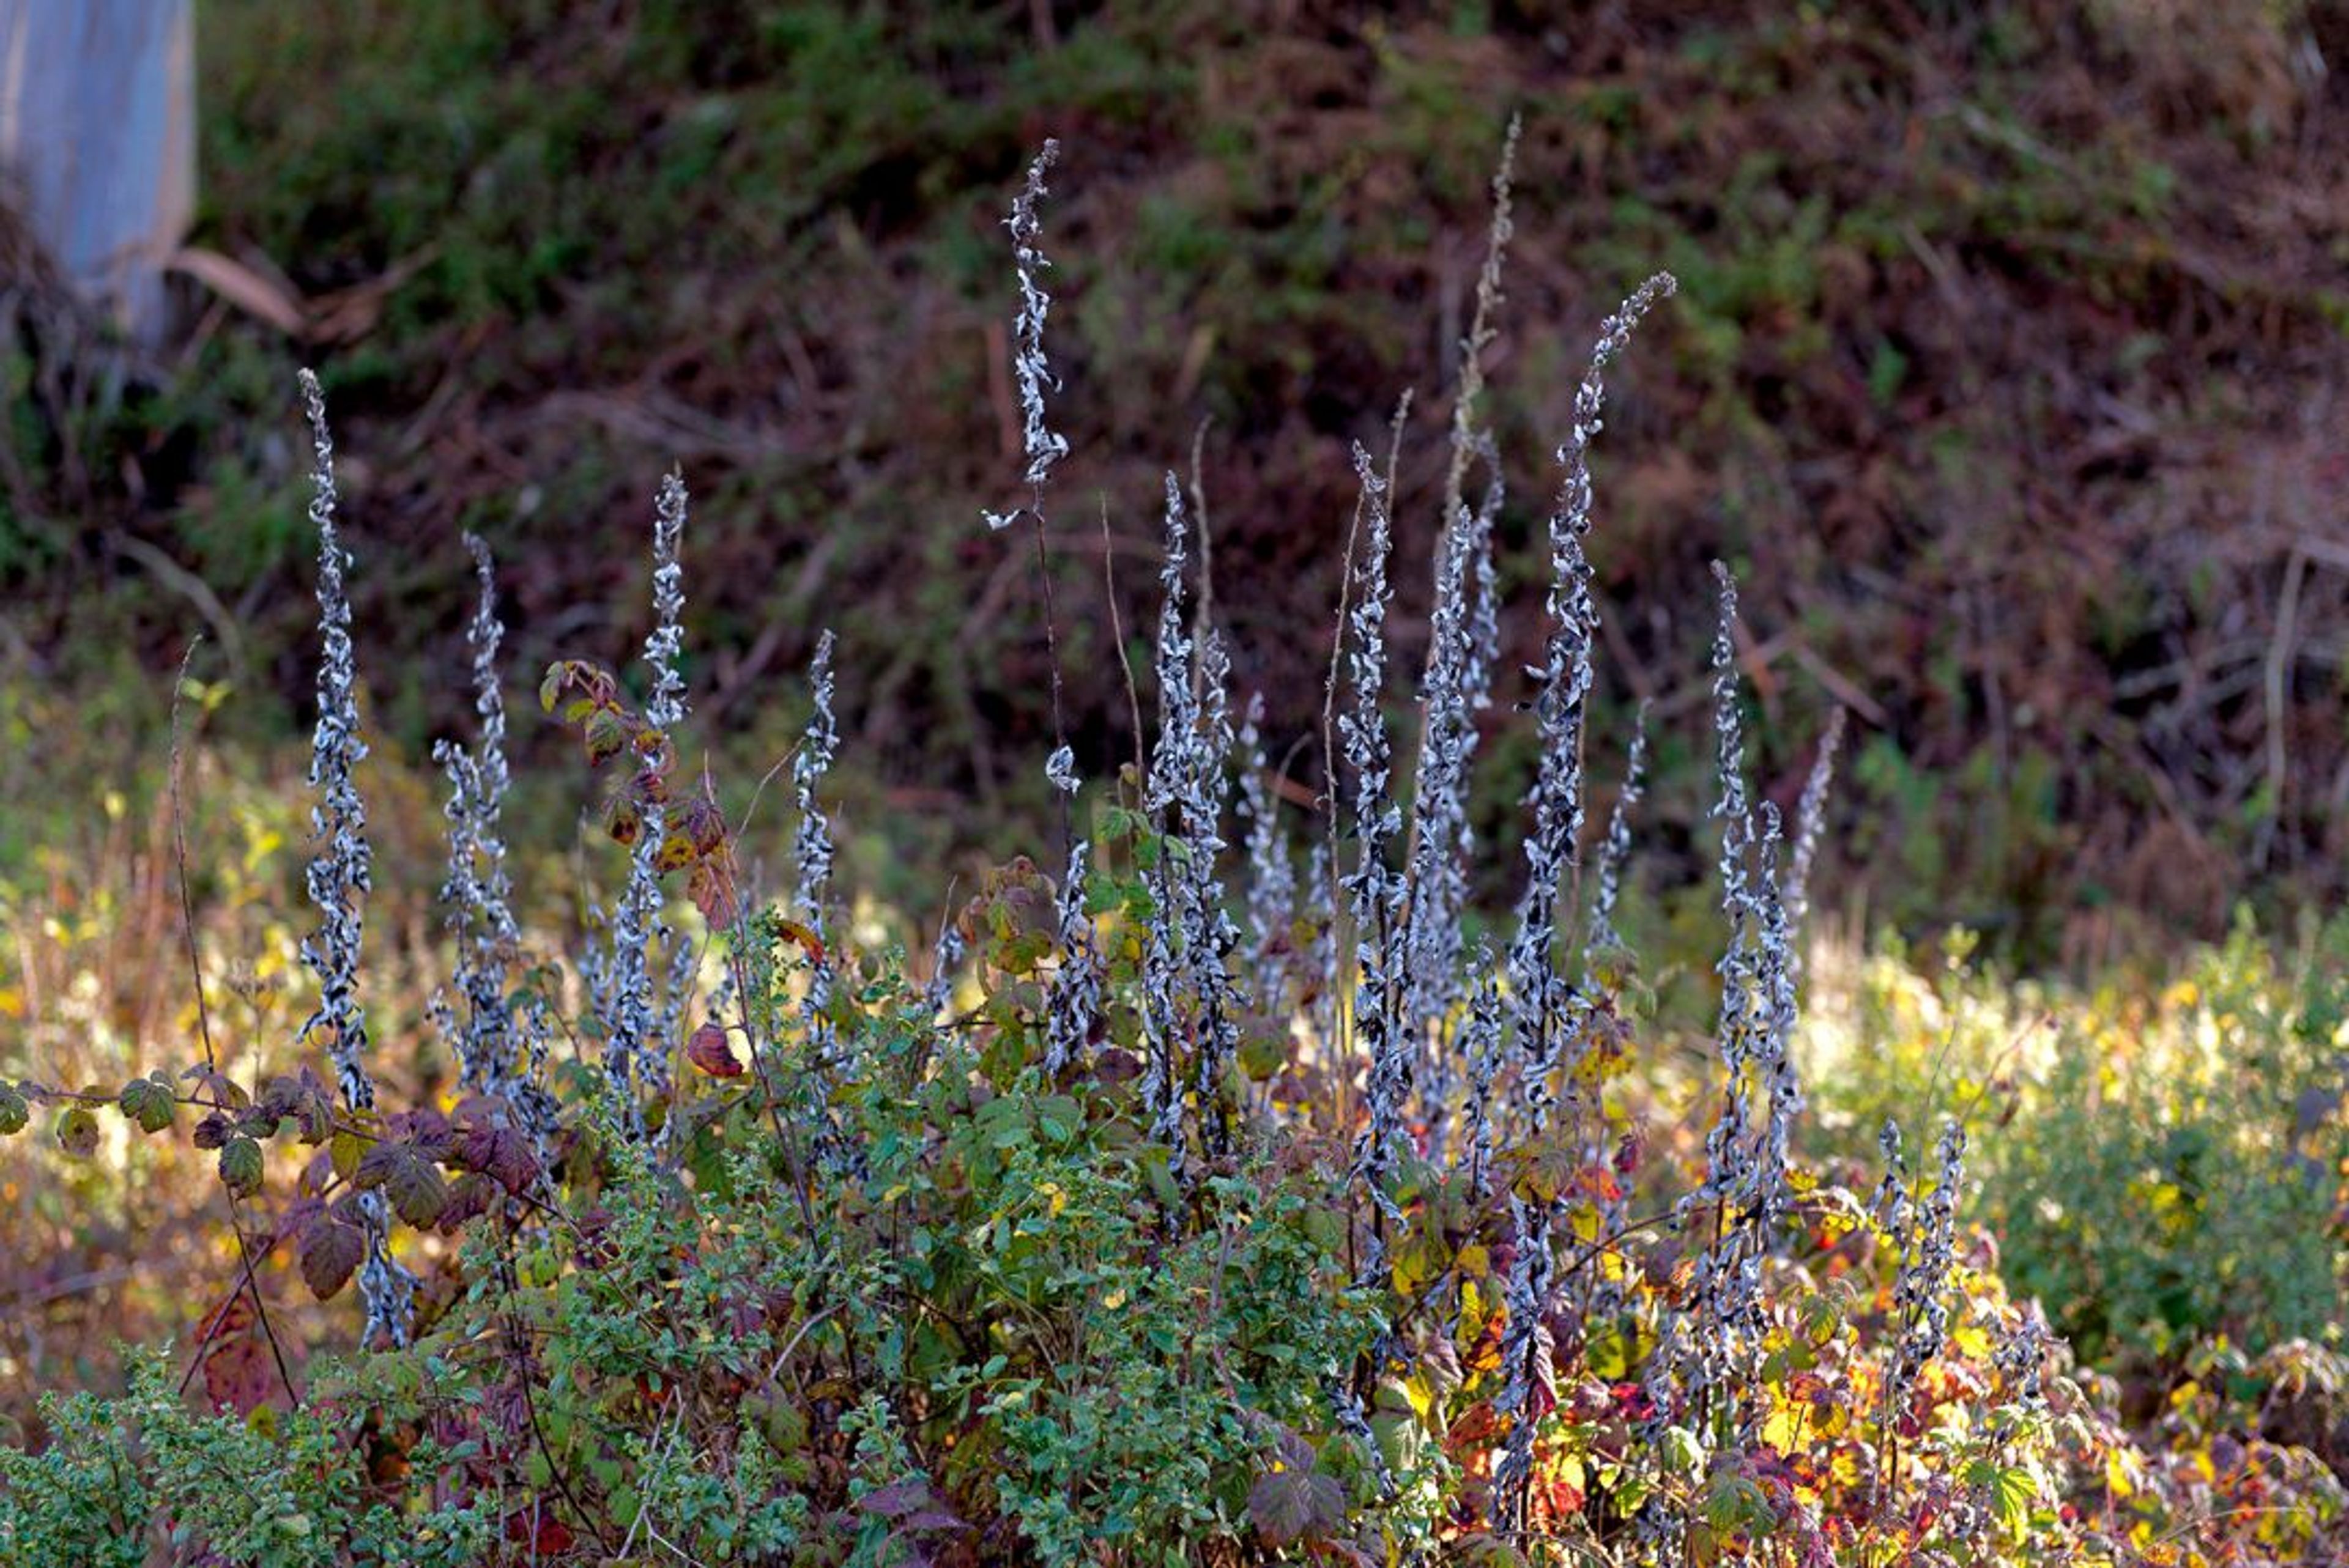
[1805,915,2349,1376]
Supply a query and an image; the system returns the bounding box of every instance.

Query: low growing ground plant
[2,135,2343,1568]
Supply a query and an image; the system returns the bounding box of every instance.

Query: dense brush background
[6,0,2346,956]
[0,3,2345,1559]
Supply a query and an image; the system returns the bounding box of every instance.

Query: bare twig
[168,637,297,1409]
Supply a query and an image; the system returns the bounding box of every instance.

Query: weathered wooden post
[0,0,195,343]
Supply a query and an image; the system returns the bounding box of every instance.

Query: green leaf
[220,1135,265,1197]
[1659,1425,1705,1477]
[584,708,631,767]
[119,1074,177,1134]
[1965,1459,2037,1532]
[56,1106,100,1156]
[1238,1024,1288,1080]
[1035,1095,1082,1144]
[0,1082,28,1136]
[355,1141,449,1227]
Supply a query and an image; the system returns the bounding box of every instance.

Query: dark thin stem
[1102,498,1147,788]
[1028,506,1074,857]
[169,636,297,1409]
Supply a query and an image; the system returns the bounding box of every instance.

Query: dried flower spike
[983,138,1068,530]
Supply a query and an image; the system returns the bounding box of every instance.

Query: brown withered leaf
[771,916,825,964]
[689,859,742,927]
[686,1022,746,1078]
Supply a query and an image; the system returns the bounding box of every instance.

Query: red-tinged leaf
[541,659,617,715]
[903,1510,968,1533]
[857,1479,933,1519]
[1574,1165,1622,1205]
[455,1122,539,1195]
[56,1106,100,1156]
[686,1022,746,1078]
[505,1508,574,1555]
[256,1071,335,1144]
[299,1216,365,1301]
[201,1322,275,1418]
[604,791,644,848]
[680,794,728,857]
[181,1063,250,1110]
[772,917,826,964]
[191,1109,233,1150]
[387,1106,453,1155]
[390,1158,450,1227]
[1091,1047,1143,1085]
[689,860,741,928]
[1248,1465,1345,1547]
[440,1170,501,1232]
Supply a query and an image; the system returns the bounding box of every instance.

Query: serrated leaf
[688,860,741,928]
[219,1135,264,1196]
[56,1106,100,1156]
[440,1170,501,1231]
[299,1216,365,1300]
[329,1130,366,1182]
[355,1141,450,1227]
[456,1123,540,1196]
[120,1074,177,1134]
[182,1063,250,1109]
[390,1156,450,1227]
[680,794,728,857]
[1247,1465,1345,1547]
[584,708,630,767]
[1660,1426,1706,1477]
[857,1479,931,1520]
[0,1082,28,1136]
